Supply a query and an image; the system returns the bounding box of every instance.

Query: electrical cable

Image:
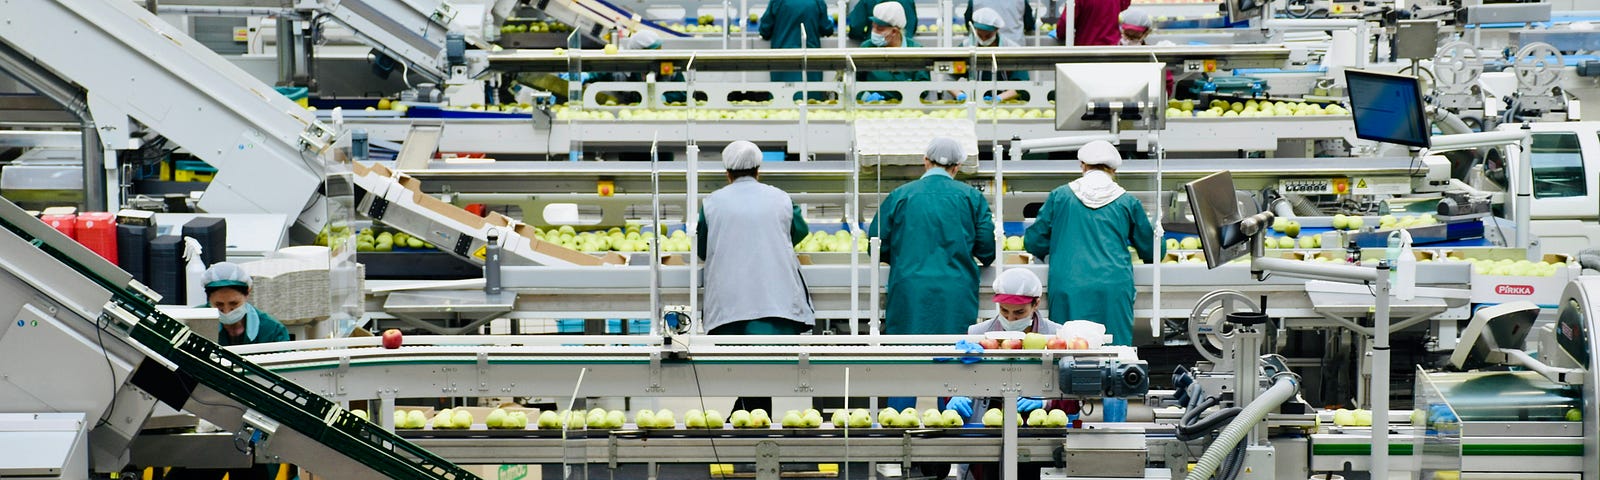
[672,335,724,471]
[94,314,118,428]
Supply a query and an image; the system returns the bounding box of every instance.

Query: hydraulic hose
[1188,373,1300,480]
[1577,248,1600,272]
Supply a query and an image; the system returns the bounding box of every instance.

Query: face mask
[1120,36,1142,46]
[1003,316,1032,331]
[870,32,888,45]
[220,305,248,325]
[979,34,998,46]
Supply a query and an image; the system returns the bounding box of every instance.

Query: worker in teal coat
[869,137,997,336]
[760,0,834,84]
[1024,140,1159,346]
[201,262,291,346]
[856,2,928,102]
[847,0,917,41]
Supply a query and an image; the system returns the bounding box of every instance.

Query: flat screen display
[1345,69,1430,148]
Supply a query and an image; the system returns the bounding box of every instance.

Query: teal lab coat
[761,0,834,83]
[869,169,997,335]
[857,37,927,101]
[1024,184,1159,346]
[847,0,919,41]
[214,305,291,346]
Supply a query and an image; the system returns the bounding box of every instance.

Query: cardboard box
[510,223,604,266]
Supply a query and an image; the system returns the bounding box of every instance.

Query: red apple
[1066,338,1090,350]
[1001,339,1023,350]
[1046,337,1068,350]
[382,329,403,349]
[978,338,1000,350]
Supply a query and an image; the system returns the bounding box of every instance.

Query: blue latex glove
[982,94,994,102]
[1047,30,1057,39]
[1017,397,1044,413]
[861,92,885,103]
[946,396,974,417]
[956,339,984,364]
[956,92,969,102]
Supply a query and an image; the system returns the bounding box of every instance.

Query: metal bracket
[901,433,914,471]
[796,353,813,393]
[365,196,389,221]
[647,352,663,392]
[475,352,489,392]
[1042,352,1057,392]
[608,434,620,469]
[755,441,780,480]
[330,355,350,398]
[298,121,337,153]
[440,366,460,394]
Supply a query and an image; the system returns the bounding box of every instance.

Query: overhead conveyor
[528,0,692,41]
[0,191,475,478]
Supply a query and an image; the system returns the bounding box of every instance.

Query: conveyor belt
[488,45,1291,73]
[0,198,477,480]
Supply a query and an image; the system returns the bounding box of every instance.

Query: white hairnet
[870,2,907,28]
[1078,140,1123,170]
[1120,10,1153,28]
[972,8,1006,31]
[626,30,663,50]
[993,268,1043,297]
[201,262,252,289]
[722,140,764,171]
[925,137,967,166]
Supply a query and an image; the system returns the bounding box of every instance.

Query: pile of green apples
[979,408,1072,427]
[831,408,875,428]
[1168,99,1349,119]
[486,409,530,429]
[780,409,827,428]
[877,407,964,428]
[1163,236,1203,251]
[429,408,475,429]
[729,409,774,428]
[795,230,867,253]
[1003,235,1025,251]
[1330,214,1366,231]
[559,105,1055,122]
[1332,408,1373,427]
[499,21,573,34]
[531,224,693,253]
[393,410,429,429]
[1378,214,1438,230]
[1445,257,1566,277]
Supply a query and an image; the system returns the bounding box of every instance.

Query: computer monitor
[1185,171,1252,269]
[1226,0,1264,22]
[1345,69,1431,148]
[1055,63,1166,132]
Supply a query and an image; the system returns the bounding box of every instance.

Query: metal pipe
[1371,263,1392,479]
[1061,0,1074,45]
[155,5,293,17]
[1510,137,1533,254]
[651,138,663,338]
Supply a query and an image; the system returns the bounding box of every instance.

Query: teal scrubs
[1023,185,1159,346]
[209,304,291,346]
[847,0,918,41]
[761,0,834,84]
[858,37,927,102]
[869,169,997,335]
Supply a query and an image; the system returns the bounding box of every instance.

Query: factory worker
[1057,0,1130,46]
[760,0,834,86]
[1024,140,1158,346]
[697,140,814,413]
[846,0,917,42]
[950,8,1028,102]
[869,137,996,336]
[201,262,290,346]
[617,30,687,104]
[856,2,929,103]
[1118,10,1154,45]
[969,268,1061,335]
[965,0,1035,46]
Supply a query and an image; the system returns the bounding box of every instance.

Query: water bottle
[1386,230,1403,284]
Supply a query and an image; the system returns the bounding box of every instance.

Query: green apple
[1565,408,1581,422]
[565,410,587,429]
[655,409,676,429]
[431,409,453,429]
[1332,409,1355,426]
[1022,332,1049,350]
[705,410,725,428]
[921,409,942,427]
[487,409,508,428]
[1284,221,1301,238]
[878,408,900,427]
[1332,214,1349,230]
[1047,409,1068,427]
[750,409,771,427]
[782,410,803,428]
[942,410,964,427]
[1181,236,1202,250]
[803,410,823,428]
[1025,409,1047,427]
[511,411,529,429]
[393,411,407,428]
[686,409,707,428]
[605,410,625,429]
[538,411,561,429]
[1354,409,1373,426]
[1165,238,1180,251]
[636,410,656,428]
[406,410,426,429]
[832,409,849,427]
[982,408,1004,427]
[586,409,607,428]
[730,410,752,428]
[1272,219,1286,233]
[849,409,872,428]
[351,409,368,422]
[1347,216,1365,230]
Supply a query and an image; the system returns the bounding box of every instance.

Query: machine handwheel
[1187,290,1262,364]
[1512,43,1564,94]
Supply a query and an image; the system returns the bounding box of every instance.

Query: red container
[41,214,76,239]
[76,212,118,263]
